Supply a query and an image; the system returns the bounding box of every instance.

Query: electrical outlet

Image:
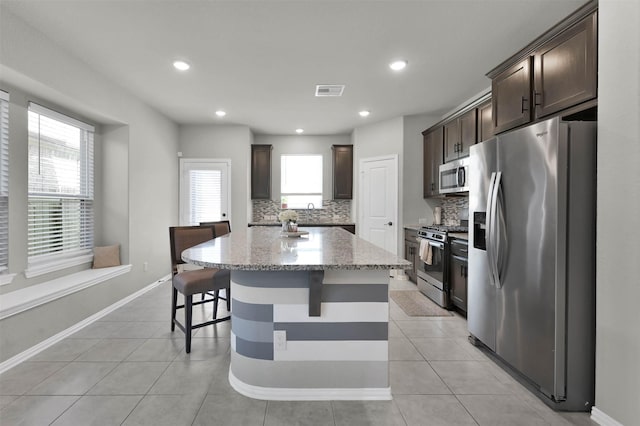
[274,330,287,350]
[143,262,148,272]
[418,218,428,225]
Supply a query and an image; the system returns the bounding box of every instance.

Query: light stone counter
[248,221,356,227]
[182,226,410,271]
[181,226,408,401]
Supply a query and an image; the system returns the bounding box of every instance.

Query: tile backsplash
[440,197,469,226]
[252,200,352,223]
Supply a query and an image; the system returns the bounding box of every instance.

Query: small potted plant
[278,210,299,232]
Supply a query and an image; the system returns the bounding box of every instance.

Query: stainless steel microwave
[439,157,470,194]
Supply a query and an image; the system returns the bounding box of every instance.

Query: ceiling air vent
[315,84,345,97]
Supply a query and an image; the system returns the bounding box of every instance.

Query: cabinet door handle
[521,96,528,113]
[534,92,543,106]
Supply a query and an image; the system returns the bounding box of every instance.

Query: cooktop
[423,224,469,233]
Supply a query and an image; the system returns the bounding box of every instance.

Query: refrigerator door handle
[493,172,505,289]
[486,172,497,287]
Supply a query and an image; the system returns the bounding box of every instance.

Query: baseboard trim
[591,407,625,426]
[228,369,392,401]
[0,274,170,374]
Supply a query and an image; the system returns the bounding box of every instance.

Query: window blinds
[27,103,94,261]
[189,169,222,224]
[0,91,9,271]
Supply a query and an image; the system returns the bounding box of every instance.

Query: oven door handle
[427,241,444,249]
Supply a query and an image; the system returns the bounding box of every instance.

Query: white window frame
[25,102,95,278]
[0,90,14,285]
[280,154,323,209]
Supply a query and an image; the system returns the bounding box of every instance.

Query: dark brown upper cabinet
[491,57,533,134]
[332,145,353,199]
[423,126,443,198]
[477,100,495,142]
[251,144,272,199]
[443,120,460,163]
[444,108,477,163]
[489,3,597,134]
[533,12,597,119]
[459,109,477,157]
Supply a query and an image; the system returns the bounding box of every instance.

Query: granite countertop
[182,226,411,271]
[248,222,355,227]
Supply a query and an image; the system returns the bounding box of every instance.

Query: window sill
[0,273,16,287]
[24,253,94,279]
[0,264,132,320]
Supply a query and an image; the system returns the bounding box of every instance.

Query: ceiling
[2,0,586,135]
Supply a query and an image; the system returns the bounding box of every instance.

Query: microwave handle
[458,167,466,187]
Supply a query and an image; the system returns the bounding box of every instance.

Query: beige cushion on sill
[93,245,121,269]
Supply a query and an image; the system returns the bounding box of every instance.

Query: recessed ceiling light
[389,60,408,71]
[295,128,304,134]
[215,110,226,117]
[359,110,370,117]
[173,60,190,71]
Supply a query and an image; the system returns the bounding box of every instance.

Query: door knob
[385,221,393,226]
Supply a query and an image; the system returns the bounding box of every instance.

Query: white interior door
[179,159,230,226]
[359,155,398,254]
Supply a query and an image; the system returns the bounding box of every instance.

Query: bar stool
[169,225,230,353]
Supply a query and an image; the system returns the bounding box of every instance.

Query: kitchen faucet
[307,203,315,222]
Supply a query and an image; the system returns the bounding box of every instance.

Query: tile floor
[0,278,598,425]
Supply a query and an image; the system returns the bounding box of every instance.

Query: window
[0,91,9,273]
[179,159,230,226]
[280,155,322,209]
[27,103,94,268]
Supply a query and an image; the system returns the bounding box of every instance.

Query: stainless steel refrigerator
[468,117,596,411]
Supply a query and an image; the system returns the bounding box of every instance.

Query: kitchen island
[182,226,410,401]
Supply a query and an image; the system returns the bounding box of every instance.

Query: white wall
[595,1,640,424]
[352,117,404,255]
[178,124,252,230]
[402,113,441,226]
[0,8,179,362]
[253,134,351,202]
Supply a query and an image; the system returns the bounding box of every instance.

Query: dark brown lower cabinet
[404,229,419,283]
[340,225,356,234]
[449,239,468,315]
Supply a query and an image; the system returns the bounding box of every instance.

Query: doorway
[179,159,231,226]
[358,155,398,255]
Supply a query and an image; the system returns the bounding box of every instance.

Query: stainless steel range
[416,224,468,308]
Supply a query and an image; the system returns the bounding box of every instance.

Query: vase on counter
[278,210,299,233]
[282,221,297,232]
